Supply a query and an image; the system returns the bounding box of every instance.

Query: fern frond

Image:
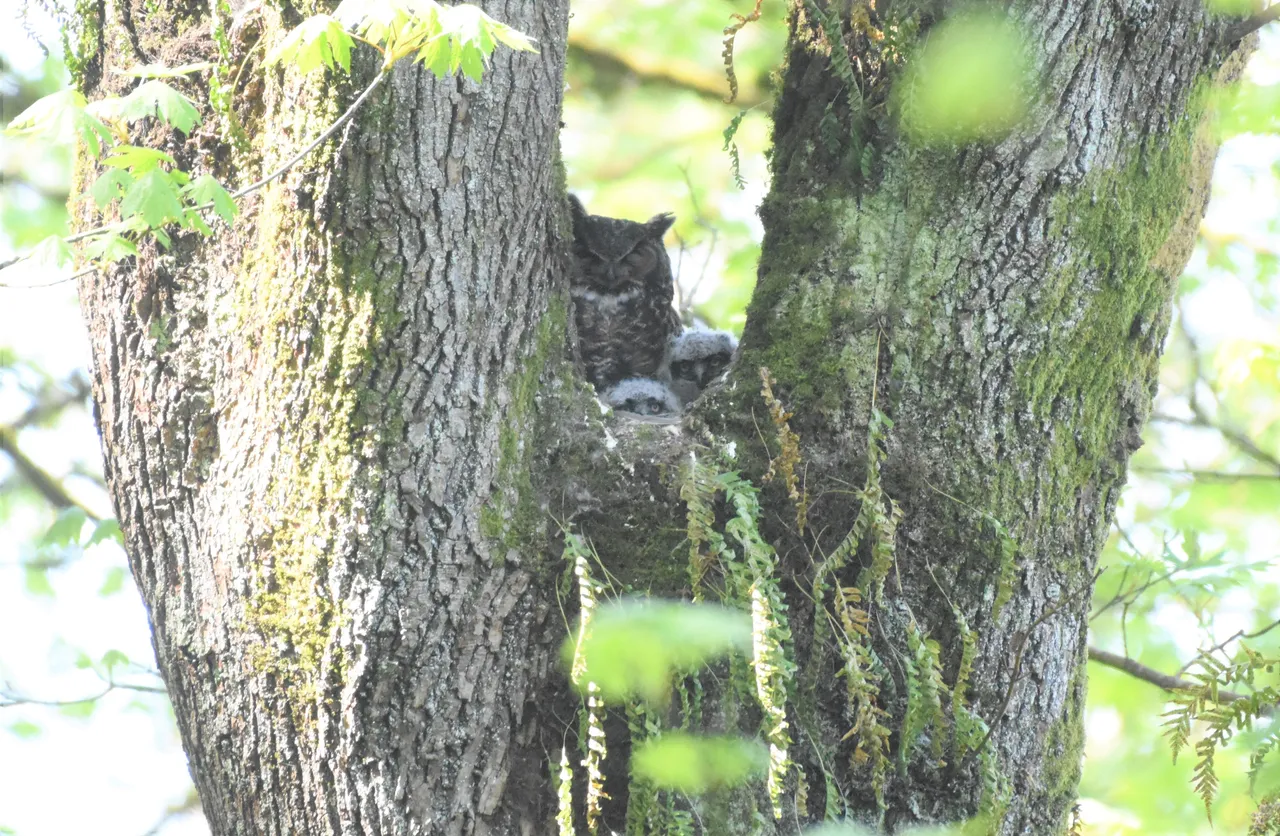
[721,0,764,104]
[759,367,809,534]
[1251,727,1280,795]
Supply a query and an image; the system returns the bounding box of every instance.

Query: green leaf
[59,700,97,719]
[441,4,486,49]
[101,649,130,671]
[425,38,451,77]
[183,209,213,236]
[117,80,201,134]
[565,600,751,704]
[116,61,215,79]
[899,11,1030,145]
[631,732,768,794]
[266,14,355,74]
[28,235,74,271]
[90,169,135,209]
[1218,81,1280,137]
[87,518,124,547]
[489,21,536,53]
[120,169,186,229]
[184,174,239,223]
[460,45,484,81]
[42,507,88,547]
[99,566,127,597]
[24,566,55,597]
[84,233,139,264]
[5,89,115,157]
[101,144,176,173]
[8,720,42,739]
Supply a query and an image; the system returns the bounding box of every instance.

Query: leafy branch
[0,0,535,288]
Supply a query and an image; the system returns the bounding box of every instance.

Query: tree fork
[73,0,1254,834]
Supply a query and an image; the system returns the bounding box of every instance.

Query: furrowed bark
[78,1,575,833]
[706,0,1249,830]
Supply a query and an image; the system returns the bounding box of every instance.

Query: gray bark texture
[72,0,1251,833]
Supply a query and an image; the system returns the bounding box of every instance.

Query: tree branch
[1225,3,1280,44]
[0,425,101,520]
[567,31,766,107]
[1131,465,1279,481]
[1087,646,1248,703]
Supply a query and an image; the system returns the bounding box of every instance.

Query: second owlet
[568,195,682,390]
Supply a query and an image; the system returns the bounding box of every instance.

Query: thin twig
[1150,413,1280,474]
[0,679,168,708]
[970,570,1102,758]
[1174,617,1280,677]
[13,373,92,429]
[1132,466,1279,481]
[228,68,389,201]
[0,266,96,289]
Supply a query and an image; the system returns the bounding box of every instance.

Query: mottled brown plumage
[568,195,682,390]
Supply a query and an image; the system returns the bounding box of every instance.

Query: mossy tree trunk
[74,0,1248,834]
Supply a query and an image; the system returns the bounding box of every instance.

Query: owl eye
[624,242,656,271]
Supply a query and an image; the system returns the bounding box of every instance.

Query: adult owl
[568,195,682,390]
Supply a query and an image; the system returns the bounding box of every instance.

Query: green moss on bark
[238,170,403,702]
[1014,81,1212,577]
[481,297,571,568]
[1041,655,1087,818]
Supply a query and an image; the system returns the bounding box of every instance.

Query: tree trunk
[73,0,1249,834]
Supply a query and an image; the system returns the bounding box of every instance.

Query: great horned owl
[604,378,682,416]
[669,328,738,405]
[568,195,682,390]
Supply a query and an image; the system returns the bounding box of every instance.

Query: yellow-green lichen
[480,297,569,567]
[236,121,393,701]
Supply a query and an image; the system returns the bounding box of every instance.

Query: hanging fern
[901,618,948,767]
[625,702,661,833]
[681,452,726,602]
[951,610,982,761]
[987,517,1020,620]
[760,367,809,535]
[1162,644,1280,818]
[832,584,892,810]
[721,0,765,104]
[824,769,845,821]
[566,533,609,833]
[719,472,797,819]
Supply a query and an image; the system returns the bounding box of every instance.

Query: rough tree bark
[72,0,1249,833]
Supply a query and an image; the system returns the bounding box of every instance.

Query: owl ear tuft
[568,194,589,239]
[645,212,676,240]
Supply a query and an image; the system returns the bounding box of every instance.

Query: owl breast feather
[573,286,680,389]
